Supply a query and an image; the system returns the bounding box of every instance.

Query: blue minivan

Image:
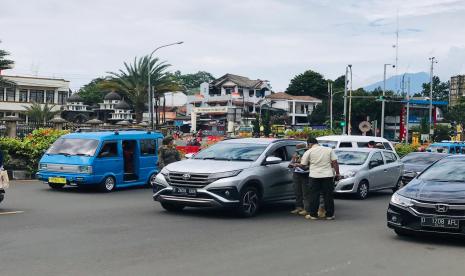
[37,130,164,192]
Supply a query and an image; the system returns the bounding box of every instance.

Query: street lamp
[428,57,438,141]
[147,41,184,130]
[381,63,395,138]
[342,65,351,135]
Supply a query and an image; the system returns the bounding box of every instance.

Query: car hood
[403,163,428,174]
[399,179,465,203]
[339,164,364,174]
[164,159,253,174]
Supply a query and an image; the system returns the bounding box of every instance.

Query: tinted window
[401,153,444,165]
[357,142,369,148]
[419,158,465,182]
[270,146,288,161]
[47,138,99,156]
[140,139,156,155]
[339,142,352,148]
[194,143,266,161]
[286,145,303,159]
[384,152,397,164]
[370,152,384,168]
[98,142,118,157]
[383,142,392,150]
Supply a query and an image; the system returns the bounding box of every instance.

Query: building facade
[0,75,70,121]
[263,92,322,126]
[450,75,465,106]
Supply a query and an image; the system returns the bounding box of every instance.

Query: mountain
[364,72,430,94]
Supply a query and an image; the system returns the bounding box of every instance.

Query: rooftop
[266,92,321,102]
[212,74,267,89]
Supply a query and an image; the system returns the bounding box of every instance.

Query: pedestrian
[158,136,181,169]
[299,137,341,220]
[288,143,309,216]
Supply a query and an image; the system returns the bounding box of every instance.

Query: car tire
[147,173,157,188]
[100,176,116,192]
[237,186,260,217]
[161,202,185,212]
[357,180,369,200]
[394,229,411,237]
[49,183,65,190]
[392,178,403,192]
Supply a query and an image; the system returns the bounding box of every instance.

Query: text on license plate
[173,187,197,196]
[48,177,66,184]
[421,217,460,229]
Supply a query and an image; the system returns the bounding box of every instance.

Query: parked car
[400,152,447,184]
[388,155,465,236]
[335,148,403,199]
[153,138,302,217]
[37,130,164,192]
[317,135,396,152]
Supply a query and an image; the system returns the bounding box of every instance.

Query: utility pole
[428,57,438,141]
[381,63,395,138]
[406,77,410,144]
[348,65,353,135]
[343,67,348,134]
[328,81,332,131]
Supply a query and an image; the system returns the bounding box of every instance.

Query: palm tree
[0,40,14,83]
[106,55,181,123]
[23,102,60,124]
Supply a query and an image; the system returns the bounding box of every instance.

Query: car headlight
[39,163,47,170]
[342,171,356,179]
[160,167,170,177]
[390,193,413,208]
[208,170,242,181]
[78,165,92,174]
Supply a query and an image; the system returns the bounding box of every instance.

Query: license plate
[48,177,66,184]
[421,217,460,229]
[173,187,197,196]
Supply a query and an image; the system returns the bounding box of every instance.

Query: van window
[383,152,397,164]
[140,139,156,155]
[339,142,352,148]
[98,142,118,157]
[357,142,369,148]
[383,142,392,151]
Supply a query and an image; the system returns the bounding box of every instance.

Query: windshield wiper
[202,157,231,161]
[232,158,254,161]
[75,153,91,156]
[57,152,71,156]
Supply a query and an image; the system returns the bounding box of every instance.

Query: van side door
[139,139,158,182]
[94,140,123,184]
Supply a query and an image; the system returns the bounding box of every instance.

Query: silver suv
[153,138,302,217]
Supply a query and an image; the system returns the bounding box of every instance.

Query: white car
[317,135,395,152]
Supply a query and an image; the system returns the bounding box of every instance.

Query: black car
[388,155,465,236]
[400,152,447,184]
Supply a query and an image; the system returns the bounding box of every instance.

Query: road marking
[0,211,24,215]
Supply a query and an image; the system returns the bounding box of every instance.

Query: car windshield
[335,151,369,165]
[318,140,337,149]
[194,143,267,161]
[419,158,465,182]
[47,138,100,156]
[401,153,444,165]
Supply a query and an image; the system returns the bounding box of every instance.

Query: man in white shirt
[299,137,341,220]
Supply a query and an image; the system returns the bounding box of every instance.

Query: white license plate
[421,217,460,229]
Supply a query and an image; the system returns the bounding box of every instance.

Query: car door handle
[384,169,388,172]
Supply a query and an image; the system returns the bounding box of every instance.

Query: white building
[108,100,134,122]
[186,73,272,115]
[65,93,89,112]
[99,91,121,110]
[0,75,70,121]
[263,92,322,125]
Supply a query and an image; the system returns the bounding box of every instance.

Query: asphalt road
[1,181,465,276]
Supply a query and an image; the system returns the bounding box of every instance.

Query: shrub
[395,143,419,158]
[285,127,335,140]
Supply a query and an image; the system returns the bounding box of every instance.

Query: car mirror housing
[264,156,282,165]
[185,153,194,159]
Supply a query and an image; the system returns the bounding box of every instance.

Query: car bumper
[387,204,465,236]
[153,186,240,208]
[36,171,99,186]
[334,178,357,194]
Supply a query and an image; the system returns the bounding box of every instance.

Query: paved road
[1,181,465,276]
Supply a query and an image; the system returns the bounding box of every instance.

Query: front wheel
[161,202,185,212]
[100,176,116,192]
[237,187,260,217]
[49,183,65,190]
[357,181,369,200]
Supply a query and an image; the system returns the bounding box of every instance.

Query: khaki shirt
[300,145,337,178]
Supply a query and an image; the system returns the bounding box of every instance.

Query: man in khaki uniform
[299,137,341,220]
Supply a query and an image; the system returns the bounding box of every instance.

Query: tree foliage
[170,70,215,90]
[78,77,108,105]
[286,70,327,99]
[421,76,449,101]
[446,98,465,126]
[0,40,14,83]
[23,102,60,123]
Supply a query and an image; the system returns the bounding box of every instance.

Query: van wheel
[237,187,260,217]
[357,180,369,200]
[392,178,403,192]
[161,202,185,212]
[49,183,65,190]
[100,176,116,192]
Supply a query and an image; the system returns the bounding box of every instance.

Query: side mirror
[264,156,282,165]
[185,153,194,159]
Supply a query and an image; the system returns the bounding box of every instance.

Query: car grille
[411,200,465,217]
[168,172,211,188]
[46,164,81,173]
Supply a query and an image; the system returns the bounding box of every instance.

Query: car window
[270,146,288,161]
[383,152,397,164]
[383,142,392,150]
[339,142,352,148]
[369,152,384,168]
[357,142,369,148]
[98,141,118,157]
[140,139,156,156]
[285,145,298,159]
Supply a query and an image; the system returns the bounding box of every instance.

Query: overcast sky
[1,0,465,91]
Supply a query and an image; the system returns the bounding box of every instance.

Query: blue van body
[36,131,164,189]
[427,141,465,154]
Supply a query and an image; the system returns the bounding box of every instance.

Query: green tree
[107,56,182,123]
[23,102,60,124]
[421,76,449,101]
[262,111,271,136]
[286,70,327,99]
[78,77,108,105]
[0,41,14,82]
[446,98,465,126]
[252,114,260,136]
[432,124,451,142]
[171,70,215,90]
